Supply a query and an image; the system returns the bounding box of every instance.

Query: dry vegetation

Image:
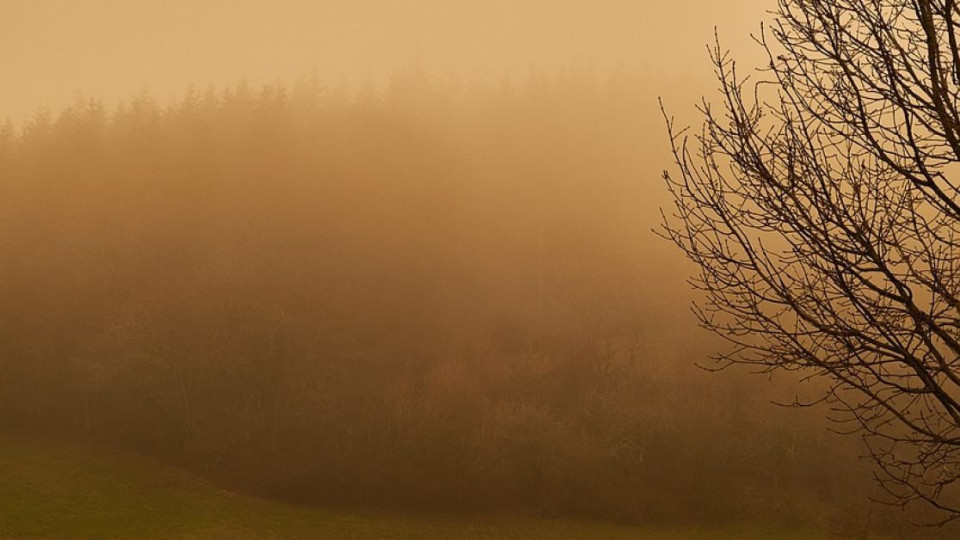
[0,69,919,534]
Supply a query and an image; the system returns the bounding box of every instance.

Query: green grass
[0,436,836,539]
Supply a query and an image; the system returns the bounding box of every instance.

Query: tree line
[0,69,914,533]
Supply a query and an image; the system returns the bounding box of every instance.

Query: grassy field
[0,436,838,539]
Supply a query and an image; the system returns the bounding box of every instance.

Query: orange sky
[0,0,771,122]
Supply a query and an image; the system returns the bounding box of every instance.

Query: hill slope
[0,436,834,539]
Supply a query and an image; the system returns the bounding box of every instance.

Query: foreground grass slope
[0,436,834,539]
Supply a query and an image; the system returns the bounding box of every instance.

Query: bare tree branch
[663,0,960,524]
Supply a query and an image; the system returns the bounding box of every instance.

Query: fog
[0,1,927,538]
[1,0,768,123]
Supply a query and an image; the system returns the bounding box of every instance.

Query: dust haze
[0,1,918,538]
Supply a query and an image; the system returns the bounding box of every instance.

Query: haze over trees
[663,0,960,525]
[0,67,933,536]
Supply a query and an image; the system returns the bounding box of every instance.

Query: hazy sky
[1,0,771,122]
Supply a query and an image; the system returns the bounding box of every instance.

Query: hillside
[0,436,836,539]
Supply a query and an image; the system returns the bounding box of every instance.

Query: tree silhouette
[662,0,960,523]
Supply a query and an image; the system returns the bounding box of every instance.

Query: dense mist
[0,0,769,124]
[5,1,950,538]
[0,70,914,535]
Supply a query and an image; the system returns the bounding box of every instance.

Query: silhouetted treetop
[663,0,960,524]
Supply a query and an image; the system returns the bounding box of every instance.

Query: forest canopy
[0,70,902,532]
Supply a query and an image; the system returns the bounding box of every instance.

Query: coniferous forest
[0,71,904,535]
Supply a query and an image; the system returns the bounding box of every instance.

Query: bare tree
[662,0,960,524]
